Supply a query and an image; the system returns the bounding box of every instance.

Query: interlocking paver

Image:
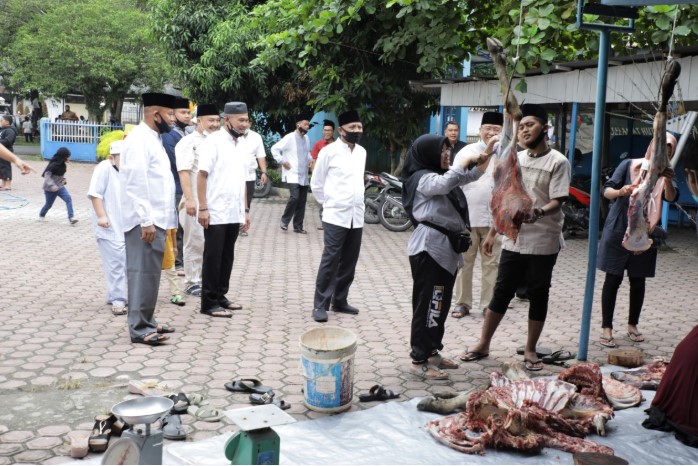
[0,159,696,463]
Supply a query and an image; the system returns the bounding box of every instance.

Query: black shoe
[294,228,307,234]
[331,303,359,315]
[312,308,328,322]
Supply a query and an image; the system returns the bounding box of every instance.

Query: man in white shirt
[88,140,126,315]
[451,112,503,317]
[196,102,251,318]
[241,124,268,237]
[310,110,366,322]
[271,114,312,233]
[120,92,178,346]
[175,104,220,298]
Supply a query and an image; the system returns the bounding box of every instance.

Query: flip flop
[220,301,243,310]
[523,358,544,372]
[111,306,127,316]
[68,430,90,458]
[599,336,617,348]
[249,392,275,405]
[187,393,208,406]
[542,350,576,365]
[358,385,400,402]
[187,405,222,422]
[130,332,168,346]
[224,378,274,395]
[168,392,190,414]
[459,350,489,362]
[162,414,187,440]
[273,399,291,410]
[627,331,645,342]
[201,308,233,318]
[516,346,552,357]
[157,324,175,334]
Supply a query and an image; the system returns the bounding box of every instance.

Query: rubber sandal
[359,385,400,402]
[187,405,222,422]
[224,378,274,395]
[162,414,187,440]
[111,306,127,316]
[201,308,232,318]
[407,363,449,380]
[428,354,460,369]
[249,392,275,405]
[542,350,576,365]
[170,295,186,306]
[459,350,489,362]
[168,392,190,414]
[599,336,617,348]
[220,301,243,310]
[88,414,115,452]
[187,393,208,406]
[627,331,645,342]
[131,332,168,346]
[157,324,176,334]
[516,346,552,357]
[273,399,291,410]
[523,358,544,372]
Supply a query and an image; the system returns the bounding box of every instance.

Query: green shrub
[96,130,125,161]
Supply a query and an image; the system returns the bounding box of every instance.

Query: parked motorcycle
[376,172,412,232]
[253,170,272,198]
[562,167,613,237]
[364,171,386,224]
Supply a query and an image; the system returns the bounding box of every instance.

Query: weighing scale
[103,396,174,465]
[224,404,296,465]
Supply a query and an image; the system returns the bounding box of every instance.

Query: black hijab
[43,147,71,177]
[402,134,470,228]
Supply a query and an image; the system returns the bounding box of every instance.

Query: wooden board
[574,452,629,465]
[607,348,643,368]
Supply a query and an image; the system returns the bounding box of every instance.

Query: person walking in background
[39,147,78,224]
[310,110,366,323]
[597,134,678,347]
[451,112,503,317]
[197,102,251,318]
[0,115,17,191]
[162,97,192,273]
[402,134,491,380]
[272,114,312,234]
[87,140,127,316]
[120,92,178,346]
[176,104,220,297]
[22,116,33,143]
[310,119,336,229]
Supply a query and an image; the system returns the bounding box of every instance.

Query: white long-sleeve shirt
[453,140,496,228]
[271,131,310,185]
[197,128,250,225]
[311,138,366,229]
[87,160,123,241]
[244,130,267,182]
[119,122,177,231]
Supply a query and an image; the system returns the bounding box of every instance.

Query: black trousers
[174,193,184,268]
[201,223,239,312]
[488,249,558,322]
[281,183,308,230]
[246,180,255,210]
[409,252,456,362]
[313,222,363,310]
[601,273,645,328]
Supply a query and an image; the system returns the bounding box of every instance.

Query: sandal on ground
[111,417,129,436]
[250,392,275,405]
[224,378,274,395]
[542,350,576,365]
[516,346,552,357]
[220,300,243,310]
[408,362,449,380]
[201,308,232,318]
[88,414,115,452]
[359,384,400,402]
[131,332,168,346]
[523,358,544,372]
[162,414,187,440]
[170,295,186,306]
[428,354,460,369]
[187,405,222,422]
[157,324,175,334]
[111,306,127,316]
[599,336,617,348]
[68,431,90,458]
[458,350,489,362]
[187,393,208,406]
[168,392,190,414]
[627,331,645,342]
[273,399,291,410]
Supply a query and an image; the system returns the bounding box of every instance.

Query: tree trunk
[108,97,124,123]
[392,146,408,177]
[389,140,397,173]
[85,95,105,123]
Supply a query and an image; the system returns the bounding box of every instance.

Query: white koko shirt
[87,160,124,241]
[243,130,267,182]
[271,131,310,185]
[120,122,177,231]
[453,140,496,228]
[197,128,250,225]
[311,138,366,229]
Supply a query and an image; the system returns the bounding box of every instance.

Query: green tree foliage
[8,0,168,121]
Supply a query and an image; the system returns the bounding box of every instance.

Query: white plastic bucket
[299,326,357,413]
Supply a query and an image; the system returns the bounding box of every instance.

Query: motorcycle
[376,172,412,232]
[364,171,386,224]
[562,167,613,237]
[253,169,272,198]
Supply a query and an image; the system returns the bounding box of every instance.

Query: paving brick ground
[0,159,696,463]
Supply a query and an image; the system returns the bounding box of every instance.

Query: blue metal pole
[578,29,611,361]
[568,102,580,177]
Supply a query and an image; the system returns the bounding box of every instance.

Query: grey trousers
[313,222,363,310]
[125,226,166,339]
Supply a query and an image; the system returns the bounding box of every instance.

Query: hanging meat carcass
[486,37,534,242]
[623,60,681,251]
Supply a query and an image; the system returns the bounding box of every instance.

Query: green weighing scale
[224,404,296,465]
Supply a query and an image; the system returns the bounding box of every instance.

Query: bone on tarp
[486,38,534,243]
[622,60,681,252]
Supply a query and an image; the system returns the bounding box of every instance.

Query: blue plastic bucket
[299,326,357,413]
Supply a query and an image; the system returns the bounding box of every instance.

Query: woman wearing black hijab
[403,134,491,379]
[39,147,78,223]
